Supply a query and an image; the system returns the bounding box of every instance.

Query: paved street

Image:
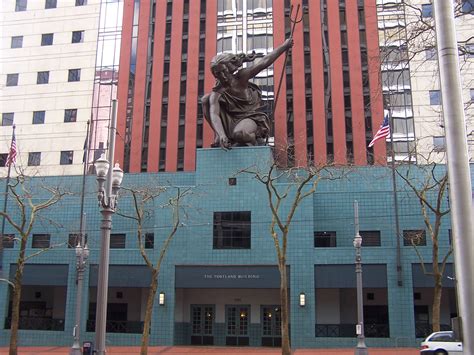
[0,346,420,354]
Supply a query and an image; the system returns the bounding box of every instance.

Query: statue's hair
[210,52,257,75]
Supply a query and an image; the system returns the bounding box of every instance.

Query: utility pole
[433,1,474,353]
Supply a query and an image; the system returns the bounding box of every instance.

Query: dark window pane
[11,36,23,48]
[60,150,74,165]
[33,111,45,124]
[75,0,87,5]
[110,233,126,248]
[32,234,50,248]
[314,231,337,247]
[360,231,381,247]
[68,233,88,248]
[6,74,19,87]
[64,109,78,122]
[16,0,27,11]
[0,154,8,167]
[45,0,57,9]
[403,230,427,246]
[68,69,81,82]
[28,152,41,166]
[213,211,251,249]
[145,233,154,249]
[2,113,14,126]
[37,71,49,84]
[72,30,84,43]
[41,33,54,46]
[421,4,432,18]
[2,234,15,248]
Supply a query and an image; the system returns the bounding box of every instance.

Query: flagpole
[386,104,403,287]
[0,125,16,279]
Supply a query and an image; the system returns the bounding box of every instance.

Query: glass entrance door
[225,305,250,346]
[261,305,281,347]
[190,305,214,345]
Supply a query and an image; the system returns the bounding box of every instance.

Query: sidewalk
[0,346,420,355]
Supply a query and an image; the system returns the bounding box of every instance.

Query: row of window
[2,232,154,249]
[1,228,443,250]
[2,110,77,126]
[421,1,474,17]
[0,151,74,167]
[5,69,81,87]
[15,0,86,11]
[10,31,84,49]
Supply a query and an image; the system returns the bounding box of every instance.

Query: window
[28,152,41,166]
[110,233,126,248]
[433,136,446,152]
[360,231,381,247]
[421,4,432,18]
[470,88,474,102]
[2,234,15,248]
[425,48,437,61]
[11,36,23,48]
[2,113,14,126]
[75,0,87,5]
[37,71,49,84]
[467,43,474,58]
[72,30,84,43]
[68,69,81,82]
[68,233,88,248]
[461,0,474,13]
[314,231,337,247]
[45,0,57,9]
[60,150,74,165]
[403,230,427,246]
[0,154,8,167]
[33,111,45,124]
[32,234,50,248]
[41,33,54,46]
[145,233,154,249]
[429,90,441,105]
[64,109,77,122]
[213,211,251,249]
[6,74,19,87]
[15,0,27,11]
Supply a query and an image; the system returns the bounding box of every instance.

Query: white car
[420,331,463,354]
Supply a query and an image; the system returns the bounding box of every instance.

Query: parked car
[420,331,463,354]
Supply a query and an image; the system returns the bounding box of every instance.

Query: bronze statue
[202,38,294,149]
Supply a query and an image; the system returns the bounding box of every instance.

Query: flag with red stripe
[368,112,390,148]
[6,131,17,167]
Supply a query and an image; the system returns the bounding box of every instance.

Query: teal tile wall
[0,146,466,349]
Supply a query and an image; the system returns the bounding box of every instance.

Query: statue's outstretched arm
[240,38,293,80]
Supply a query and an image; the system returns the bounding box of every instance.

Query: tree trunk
[9,262,24,355]
[432,275,443,333]
[140,270,158,355]
[279,261,291,355]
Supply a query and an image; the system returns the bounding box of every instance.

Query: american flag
[368,112,390,148]
[6,131,17,167]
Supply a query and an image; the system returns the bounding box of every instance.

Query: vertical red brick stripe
[129,0,151,172]
[115,0,134,168]
[346,0,367,165]
[147,0,167,172]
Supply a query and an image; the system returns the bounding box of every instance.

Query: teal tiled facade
[0,147,463,349]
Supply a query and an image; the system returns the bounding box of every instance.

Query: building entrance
[190,305,214,345]
[261,305,281,347]
[225,305,250,346]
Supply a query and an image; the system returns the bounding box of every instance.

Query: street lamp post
[70,224,89,355]
[94,155,123,355]
[94,99,123,355]
[353,201,368,355]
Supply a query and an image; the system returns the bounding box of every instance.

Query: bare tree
[117,185,190,355]
[240,151,345,355]
[0,173,67,355]
[396,160,451,333]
